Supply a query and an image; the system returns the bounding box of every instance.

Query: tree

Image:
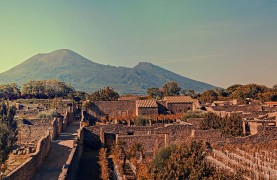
[134,116,149,126]
[147,87,163,99]
[181,89,187,96]
[226,84,242,94]
[21,79,75,99]
[273,84,277,92]
[200,112,243,137]
[199,90,218,103]
[0,102,17,169]
[229,84,269,100]
[161,81,181,96]
[90,87,119,101]
[151,141,215,180]
[0,83,21,100]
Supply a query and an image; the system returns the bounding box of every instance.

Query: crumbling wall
[59,127,84,180]
[4,134,51,180]
[88,101,136,118]
[18,118,52,144]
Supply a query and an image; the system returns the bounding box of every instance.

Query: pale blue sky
[0,0,276,87]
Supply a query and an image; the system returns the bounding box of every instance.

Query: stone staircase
[123,162,136,180]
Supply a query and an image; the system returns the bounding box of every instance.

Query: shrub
[37,109,59,119]
[182,111,205,122]
[135,116,149,126]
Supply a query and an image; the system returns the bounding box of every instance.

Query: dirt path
[31,122,79,180]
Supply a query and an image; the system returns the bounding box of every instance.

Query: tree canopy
[199,84,277,103]
[146,141,215,179]
[0,83,21,100]
[21,79,75,99]
[89,87,119,101]
[161,81,181,96]
[200,112,244,137]
[147,87,163,99]
[0,102,17,165]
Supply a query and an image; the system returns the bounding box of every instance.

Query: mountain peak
[0,49,216,94]
[134,62,156,68]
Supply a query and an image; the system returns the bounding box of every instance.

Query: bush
[134,116,149,126]
[200,112,244,137]
[37,109,59,119]
[182,111,205,122]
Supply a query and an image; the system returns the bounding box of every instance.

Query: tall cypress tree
[0,102,17,167]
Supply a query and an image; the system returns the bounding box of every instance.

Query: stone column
[242,121,246,135]
[164,133,169,147]
[149,119,152,127]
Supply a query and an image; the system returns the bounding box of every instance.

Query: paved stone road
[31,122,79,180]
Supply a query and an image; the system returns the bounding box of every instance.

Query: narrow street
[31,122,79,180]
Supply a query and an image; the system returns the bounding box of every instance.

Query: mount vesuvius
[0,49,216,94]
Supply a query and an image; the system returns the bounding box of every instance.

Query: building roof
[163,96,194,103]
[118,96,139,101]
[136,100,158,108]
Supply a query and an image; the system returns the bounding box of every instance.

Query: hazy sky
[0,0,276,88]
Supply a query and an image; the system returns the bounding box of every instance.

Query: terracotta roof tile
[136,100,158,108]
[163,96,194,103]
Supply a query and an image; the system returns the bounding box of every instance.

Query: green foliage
[67,91,87,102]
[151,141,215,180]
[134,116,149,126]
[226,84,243,94]
[161,81,181,96]
[147,87,163,99]
[200,112,244,137]
[152,144,176,171]
[21,79,75,99]
[199,90,218,103]
[230,84,270,100]
[199,84,277,102]
[89,87,119,101]
[0,102,17,164]
[273,84,277,92]
[37,109,59,119]
[0,83,21,100]
[182,111,205,122]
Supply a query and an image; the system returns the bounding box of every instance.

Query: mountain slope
[0,49,216,94]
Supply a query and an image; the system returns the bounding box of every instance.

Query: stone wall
[58,127,84,180]
[167,103,193,114]
[3,134,51,180]
[49,117,63,141]
[18,118,53,144]
[88,101,136,118]
[137,107,158,116]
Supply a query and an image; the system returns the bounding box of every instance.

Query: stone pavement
[31,122,79,180]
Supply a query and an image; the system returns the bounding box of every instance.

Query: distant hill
[0,49,216,94]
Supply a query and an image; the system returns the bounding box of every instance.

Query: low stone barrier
[3,134,51,180]
[58,127,84,180]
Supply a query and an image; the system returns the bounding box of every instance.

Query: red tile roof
[163,96,194,103]
[136,100,158,108]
